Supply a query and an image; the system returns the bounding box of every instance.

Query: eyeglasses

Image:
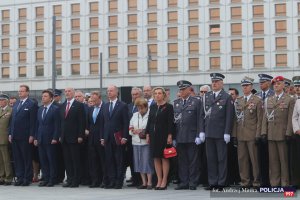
[200,91,207,93]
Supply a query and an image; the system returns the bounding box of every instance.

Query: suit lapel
[17,99,27,113]
[110,101,119,118]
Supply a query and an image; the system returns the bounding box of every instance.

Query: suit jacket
[256,89,275,102]
[128,102,138,121]
[10,98,38,140]
[292,99,300,133]
[101,100,129,143]
[200,90,234,139]
[173,96,201,143]
[232,95,263,141]
[0,106,12,145]
[262,93,295,141]
[35,104,60,144]
[86,103,105,145]
[60,100,85,144]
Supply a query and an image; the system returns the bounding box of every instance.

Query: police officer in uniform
[200,73,234,191]
[173,80,201,190]
[261,76,295,187]
[232,77,262,189]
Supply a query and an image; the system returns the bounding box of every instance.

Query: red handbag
[163,146,177,159]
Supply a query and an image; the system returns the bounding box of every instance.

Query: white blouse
[129,110,149,145]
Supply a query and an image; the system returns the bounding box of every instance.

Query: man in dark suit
[101,85,129,189]
[9,84,38,186]
[200,73,234,191]
[86,91,106,188]
[34,90,60,187]
[60,88,85,188]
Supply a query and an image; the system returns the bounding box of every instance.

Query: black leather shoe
[70,184,79,188]
[114,184,122,189]
[104,183,115,189]
[175,185,189,190]
[89,183,99,188]
[22,182,30,186]
[189,186,196,190]
[47,182,54,187]
[62,182,72,187]
[137,185,147,189]
[39,181,48,187]
[14,181,23,186]
[204,185,217,190]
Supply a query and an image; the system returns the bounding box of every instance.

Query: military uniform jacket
[173,96,201,143]
[200,90,234,139]
[261,93,295,141]
[0,106,12,145]
[232,95,263,141]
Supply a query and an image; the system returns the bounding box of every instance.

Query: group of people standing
[1,72,300,192]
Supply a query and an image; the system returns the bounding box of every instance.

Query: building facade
[0,0,299,92]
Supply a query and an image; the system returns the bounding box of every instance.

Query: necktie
[17,100,23,111]
[65,101,70,118]
[244,97,247,104]
[93,107,99,123]
[42,106,47,120]
[262,92,266,101]
[183,99,186,106]
[276,96,279,102]
[109,102,113,117]
[213,93,216,100]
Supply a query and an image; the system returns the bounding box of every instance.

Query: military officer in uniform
[232,77,262,189]
[200,73,234,191]
[255,73,274,187]
[0,94,13,185]
[293,76,300,99]
[173,80,201,190]
[261,76,295,187]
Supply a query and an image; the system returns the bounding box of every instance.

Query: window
[90,63,98,74]
[168,43,178,55]
[189,10,198,21]
[210,8,220,20]
[275,20,286,33]
[231,39,242,52]
[148,13,157,24]
[253,55,264,68]
[19,37,26,48]
[19,8,26,19]
[189,58,199,71]
[253,22,264,34]
[231,56,242,69]
[148,0,157,8]
[210,57,220,69]
[275,37,287,50]
[231,7,241,19]
[71,33,80,45]
[56,35,62,45]
[71,3,80,15]
[56,64,62,76]
[148,28,157,40]
[210,41,220,53]
[2,67,9,78]
[210,24,220,36]
[2,38,9,49]
[19,52,26,63]
[90,32,98,44]
[19,23,26,34]
[128,0,137,10]
[109,62,118,73]
[168,27,177,39]
[189,0,198,6]
[2,24,9,35]
[168,0,177,7]
[2,53,9,63]
[128,14,137,26]
[231,0,241,3]
[148,60,157,72]
[148,44,157,56]
[71,64,80,75]
[36,21,44,32]
[35,65,44,76]
[189,42,199,54]
[56,20,62,31]
[231,23,242,35]
[90,47,98,59]
[168,11,177,23]
[128,61,137,73]
[109,1,118,12]
[109,16,118,27]
[90,17,98,28]
[90,2,99,13]
[35,36,43,47]
[36,51,44,62]
[210,0,219,3]
[275,4,286,16]
[56,50,62,61]
[128,45,137,57]
[53,5,62,16]
[168,59,178,72]
[109,31,118,42]
[18,66,26,77]
[128,30,137,41]
[2,10,9,21]
[109,46,118,58]
[71,49,80,60]
[253,38,264,51]
[71,19,80,30]
[276,54,287,67]
[36,7,44,18]
[253,5,264,18]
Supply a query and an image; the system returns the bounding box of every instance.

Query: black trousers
[88,144,107,185]
[80,141,90,184]
[227,139,240,185]
[289,135,300,187]
[258,140,270,186]
[56,143,65,183]
[198,143,208,185]
[62,143,80,185]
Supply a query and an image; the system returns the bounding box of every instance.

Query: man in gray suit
[200,73,234,191]
[173,80,201,190]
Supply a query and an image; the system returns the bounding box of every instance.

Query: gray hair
[200,85,211,92]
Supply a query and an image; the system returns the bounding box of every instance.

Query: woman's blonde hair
[152,87,167,99]
[134,98,148,108]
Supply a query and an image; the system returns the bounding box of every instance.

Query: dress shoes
[62,182,72,188]
[175,185,189,190]
[38,181,48,187]
[114,184,122,189]
[22,182,30,186]
[47,182,54,187]
[158,186,167,190]
[104,183,115,189]
[137,185,147,189]
[70,183,79,188]
[189,186,196,190]
[14,181,23,186]
[89,183,100,188]
[204,185,217,190]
